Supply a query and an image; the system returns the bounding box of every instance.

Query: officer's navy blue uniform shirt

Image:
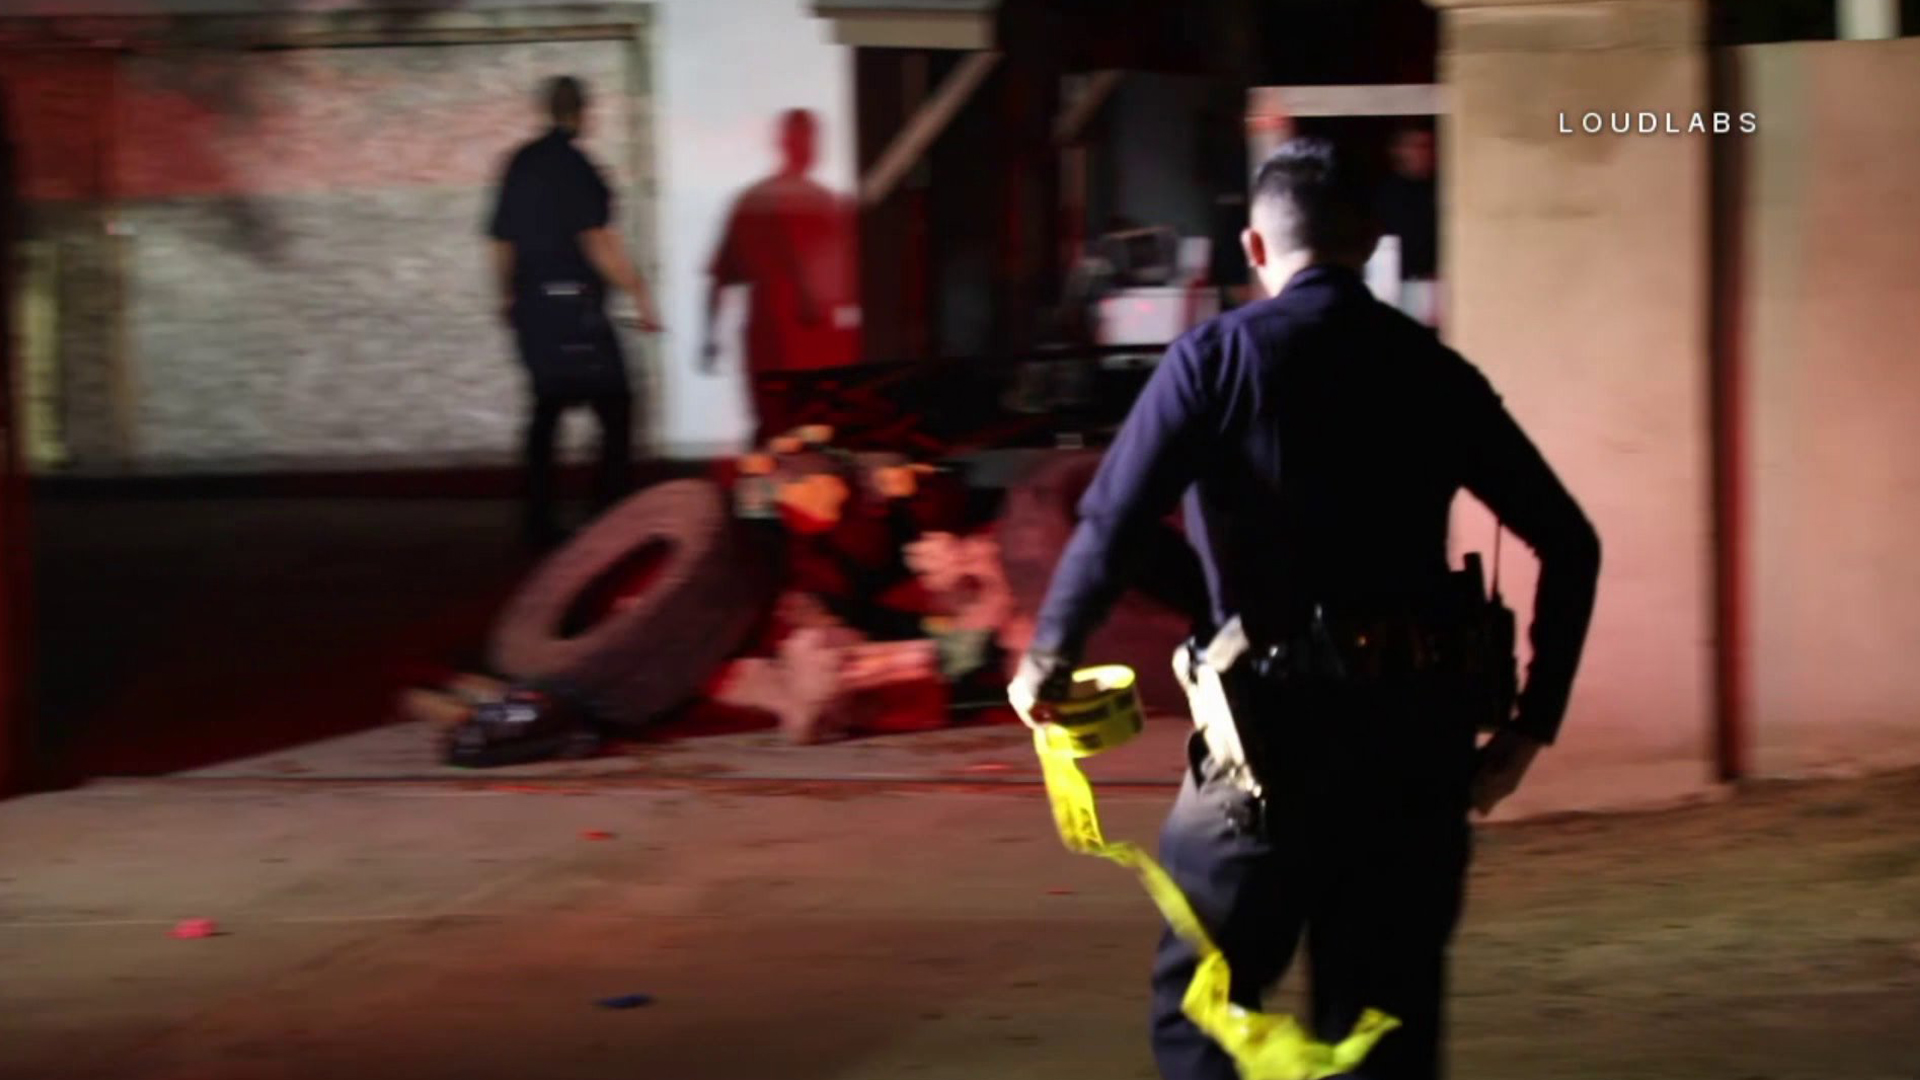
[1031,264,1601,744]
[487,128,613,298]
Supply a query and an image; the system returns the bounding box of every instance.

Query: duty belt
[1252,611,1477,684]
[1178,600,1516,805]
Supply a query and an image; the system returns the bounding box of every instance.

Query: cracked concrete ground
[4,757,1918,1080]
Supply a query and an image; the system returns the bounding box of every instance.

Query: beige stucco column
[1429,0,1715,773]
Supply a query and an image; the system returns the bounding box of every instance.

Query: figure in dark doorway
[1375,121,1440,328]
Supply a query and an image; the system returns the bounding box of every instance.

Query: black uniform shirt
[487,128,612,297]
[1031,265,1601,744]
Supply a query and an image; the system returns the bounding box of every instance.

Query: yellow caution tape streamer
[1030,664,1399,1080]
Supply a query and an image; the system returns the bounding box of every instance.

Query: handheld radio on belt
[1458,547,1520,734]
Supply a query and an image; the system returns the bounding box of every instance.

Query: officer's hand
[1470,728,1545,816]
[1008,650,1074,730]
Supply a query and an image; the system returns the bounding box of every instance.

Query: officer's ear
[1240,226,1267,271]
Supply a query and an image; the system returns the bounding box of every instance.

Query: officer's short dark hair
[546,76,587,125]
[1250,137,1378,258]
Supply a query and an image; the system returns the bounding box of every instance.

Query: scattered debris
[596,994,655,1010]
[443,685,602,769]
[714,633,948,744]
[996,450,1195,709]
[399,687,474,730]
[490,480,771,730]
[170,918,220,939]
[445,673,510,705]
[418,424,1021,763]
[904,531,1016,635]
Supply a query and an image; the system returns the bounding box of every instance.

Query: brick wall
[5,24,657,472]
[4,51,126,466]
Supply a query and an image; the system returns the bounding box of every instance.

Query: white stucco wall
[649,0,857,457]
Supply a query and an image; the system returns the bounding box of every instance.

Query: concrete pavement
[3,725,1918,1080]
[178,716,1722,825]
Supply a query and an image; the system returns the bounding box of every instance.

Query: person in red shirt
[700,110,861,442]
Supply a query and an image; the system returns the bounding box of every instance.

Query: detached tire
[996,451,1196,714]
[489,479,768,728]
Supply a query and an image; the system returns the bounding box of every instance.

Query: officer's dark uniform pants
[523,387,632,539]
[513,294,633,544]
[1150,680,1477,1080]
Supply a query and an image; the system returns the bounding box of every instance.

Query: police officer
[1009,137,1601,1080]
[488,76,662,548]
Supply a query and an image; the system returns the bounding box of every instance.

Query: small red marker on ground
[170,919,219,939]
[581,830,616,841]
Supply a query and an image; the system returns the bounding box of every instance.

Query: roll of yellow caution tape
[1030,665,1399,1080]
[1033,664,1145,758]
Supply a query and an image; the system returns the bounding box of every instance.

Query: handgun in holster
[1171,604,1386,804]
[1171,616,1277,802]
